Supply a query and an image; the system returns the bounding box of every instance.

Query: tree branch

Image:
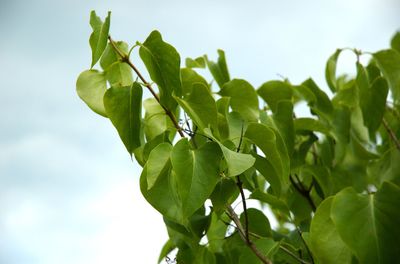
[226,206,273,264]
[382,118,400,150]
[108,36,185,138]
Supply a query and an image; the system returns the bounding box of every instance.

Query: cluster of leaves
[76,11,400,264]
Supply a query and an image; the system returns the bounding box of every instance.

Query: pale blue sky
[0,0,399,263]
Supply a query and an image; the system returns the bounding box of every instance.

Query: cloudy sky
[0,0,399,263]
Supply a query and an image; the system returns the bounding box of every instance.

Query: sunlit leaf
[89,11,111,68]
[205,49,230,88]
[146,142,172,190]
[258,80,293,113]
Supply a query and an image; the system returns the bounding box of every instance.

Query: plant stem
[382,118,400,150]
[226,206,273,264]
[280,245,311,264]
[108,36,185,138]
[289,175,316,212]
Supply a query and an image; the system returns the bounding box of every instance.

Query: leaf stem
[382,118,400,150]
[226,206,273,264]
[108,36,185,138]
[279,244,311,264]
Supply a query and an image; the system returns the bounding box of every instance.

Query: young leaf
[171,139,222,218]
[89,11,111,68]
[76,70,108,117]
[185,56,206,68]
[331,182,400,263]
[325,49,342,92]
[373,49,400,103]
[146,142,172,190]
[205,49,230,88]
[139,30,182,110]
[103,82,143,155]
[174,83,218,132]
[220,79,259,121]
[309,197,352,264]
[257,80,293,113]
[100,41,133,86]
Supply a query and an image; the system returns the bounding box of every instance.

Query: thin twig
[280,245,311,264]
[295,226,314,264]
[382,118,400,150]
[226,206,273,264]
[289,175,316,211]
[108,36,185,138]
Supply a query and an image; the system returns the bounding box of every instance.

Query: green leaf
[363,77,389,136]
[302,78,333,119]
[240,208,271,238]
[391,31,400,53]
[273,100,295,154]
[146,143,172,190]
[238,238,279,264]
[89,11,111,68]
[302,165,332,198]
[171,139,222,218]
[204,128,256,177]
[309,197,352,264]
[181,68,209,96]
[158,239,176,263]
[254,155,283,196]
[175,83,218,132]
[76,70,107,117]
[185,56,206,68]
[143,98,173,140]
[103,82,143,154]
[257,80,293,113]
[331,182,400,263]
[220,79,259,121]
[100,41,133,86]
[373,49,400,103]
[210,178,239,214]
[245,123,290,191]
[249,189,290,216]
[205,49,230,88]
[139,30,182,110]
[294,118,330,135]
[325,49,342,92]
[140,164,182,223]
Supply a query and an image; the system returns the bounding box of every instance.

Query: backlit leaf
[325,49,342,92]
[146,143,172,190]
[205,49,230,88]
[89,11,111,68]
[258,80,293,113]
[373,49,400,103]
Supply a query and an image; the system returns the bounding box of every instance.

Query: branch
[108,36,185,138]
[226,206,273,264]
[289,175,316,212]
[280,245,311,264]
[382,118,400,150]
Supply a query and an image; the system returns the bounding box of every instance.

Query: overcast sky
[1,0,399,263]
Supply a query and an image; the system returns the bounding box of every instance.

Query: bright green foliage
[77,11,400,264]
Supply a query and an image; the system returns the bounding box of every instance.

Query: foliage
[76,11,400,264]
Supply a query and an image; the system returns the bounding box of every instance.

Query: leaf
[240,208,271,238]
[273,100,295,154]
[331,182,400,263]
[205,49,230,88]
[294,118,330,135]
[210,178,239,214]
[146,142,172,190]
[204,128,256,177]
[245,123,290,191]
[239,238,279,264]
[140,164,182,223]
[100,41,133,86]
[254,155,283,197]
[302,78,333,119]
[158,239,176,263]
[373,49,400,103]
[257,80,293,113]
[390,31,400,53]
[181,68,209,96]
[89,11,111,68]
[185,56,206,68]
[220,79,259,121]
[76,70,107,117]
[139,30,182,110]
[309,197,352,264]
[325,49,342,92]
[143,98,173,140]
[171,139,222,218]
[363,77,389,136]
[103,82,143,154]
[249,189,290,216]
[302,165,332,198]
[174,83,218,132]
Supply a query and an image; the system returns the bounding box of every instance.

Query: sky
[0,0,399,263]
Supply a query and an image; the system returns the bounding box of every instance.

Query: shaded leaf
[294,118,330,135]
[104,82,143,154]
